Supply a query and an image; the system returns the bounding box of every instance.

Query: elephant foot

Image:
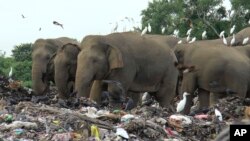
[31,95,49,103]
[56,97,80,108]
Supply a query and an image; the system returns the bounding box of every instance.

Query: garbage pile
[0,75,250,141]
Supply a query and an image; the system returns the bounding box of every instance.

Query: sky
[0,0,231,57]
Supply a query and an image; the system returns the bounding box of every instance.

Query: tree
[12,43,32,62]
[141,0,248,40]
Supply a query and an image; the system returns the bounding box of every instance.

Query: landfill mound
[0,75,250,141]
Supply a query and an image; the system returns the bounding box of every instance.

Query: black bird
[21,14,26,19]
[53,21,63,29]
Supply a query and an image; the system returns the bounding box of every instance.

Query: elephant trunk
[32,63,47,95]
[55,66,69,99]
[75,68,94,98]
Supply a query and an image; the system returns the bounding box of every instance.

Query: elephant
[174,44,250,114]
[223,27,250,46]
[53,43,81,99]
[53,43,108,102]
[144,34,180,49]
[75,32,179,107]
[32,37,78,96]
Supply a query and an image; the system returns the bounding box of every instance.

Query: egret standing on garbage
[176,92,190,113]
[214,108,223,121]
[141,27,148,36]
[8,67,13,78]
[242,37,249,45]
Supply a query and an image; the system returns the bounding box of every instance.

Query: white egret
[161,27,166,34]
[230,34,235,46]
[242,37,249,45]
[248,19,250,25]
[141,27,148,36]
[177,40,182,44]
[186,34,191,42]
[202,31,207,40]
[189,37,196,43]
[219,31,225,38]
[230,25,236,35]
[8,67,13,78]
[229,10,235,18]
[186,28,192,35]
[214,108,223,121]
[173,29,179,37]
[147,23,151,33]
[112,22,118,33]
[142,92,150,102]
[222,35,227,46]
[176,92,190,113]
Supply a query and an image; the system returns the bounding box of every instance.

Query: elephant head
[32,37,78,96]
[54,43,81,99]
[75,35,123,98]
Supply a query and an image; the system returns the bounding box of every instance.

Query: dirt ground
[0,75,250,141]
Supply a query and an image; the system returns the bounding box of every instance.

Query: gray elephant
[53,43,81,99]
[145,34,180,49]
[53,43,108,102]
[174,44,250,114]
[75,32,179,107]
[32,37,78,96]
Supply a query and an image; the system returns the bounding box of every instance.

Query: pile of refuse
[0,75,250,141]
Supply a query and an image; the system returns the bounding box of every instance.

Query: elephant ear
[107,44,124,69]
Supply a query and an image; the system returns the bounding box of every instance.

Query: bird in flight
[21,14,26,19]
[53,21,63,29]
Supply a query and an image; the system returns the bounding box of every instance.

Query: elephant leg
[198,89,210,110]
[127,91,141,107]
[209,92,224,107]
[155,73,178,108]
[180,73,197,114]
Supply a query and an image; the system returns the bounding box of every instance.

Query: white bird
[214,108,223,121]
[161,27,166,34]
[173,29,179,37]
[142,92,150,102]
[202,31,207,40]
[189,37,196,43]
[219,31,225,38]
[230,34,235,46]
[177,40,182,44]
[186,34,191,42]
[229,10,235,18]
[147,23,151,33]
[186,28,192,35]
[230,25,236,35]
[222,34,227,46]
[248,19,250,25]
[242,37,249,45]
[176,92,190,113]
[141,27,148,36]
[112,22,118,33]
[8,67,13,78]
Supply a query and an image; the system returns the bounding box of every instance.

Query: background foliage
[0,43,32,88]
[141,0,250,39]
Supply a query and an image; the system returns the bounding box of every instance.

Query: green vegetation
[141,0,250,39]
[0,43,32,88]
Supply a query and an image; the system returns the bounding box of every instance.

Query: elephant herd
[31,27,250,114]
